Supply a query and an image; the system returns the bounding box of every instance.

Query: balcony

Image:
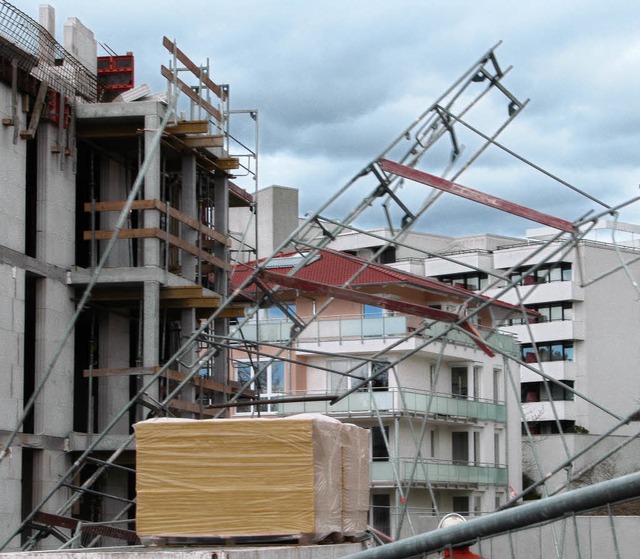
[372,458,507,486]
[275,388,506,423]
[520,360,577,383]
[522,400,575,422]
[233,314,518,356]
[485,280,584,305]
[508,320,585,344]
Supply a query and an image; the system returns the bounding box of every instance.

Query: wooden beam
[212,158,240,170]
[20,79,48,139]
[181,134,224,148]
[378,158,575,233]
[162,37,227,101]
[165,120,208,135]
[197,306,247,320]
[83,199,230,246]
[83,227,232,271]
[33,512,139,544]
[160,285,206,299]
[83,199,157,212]
[161,297,221,308]
[83,228,158,240]
[161,65,223,123]
[82,367,251,396]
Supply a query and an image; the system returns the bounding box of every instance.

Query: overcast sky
[17,0,640,238]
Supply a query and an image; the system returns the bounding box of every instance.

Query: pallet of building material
[135,414,364,544]
[341,422,370,537]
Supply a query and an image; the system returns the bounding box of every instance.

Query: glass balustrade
[231,313,518,355]
[275,388,506,422]
[371,459,507,485]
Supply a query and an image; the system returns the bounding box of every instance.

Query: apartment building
[230,247,525,539]
[326,217,640,490]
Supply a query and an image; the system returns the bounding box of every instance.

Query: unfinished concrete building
[0,2,255,551]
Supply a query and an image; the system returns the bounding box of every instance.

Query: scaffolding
[1,6,640,556]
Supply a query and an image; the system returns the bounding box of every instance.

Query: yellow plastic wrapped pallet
[134,414,348,542]
[341,423,370,536]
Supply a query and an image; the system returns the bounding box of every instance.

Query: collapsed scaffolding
[0,4,639,555]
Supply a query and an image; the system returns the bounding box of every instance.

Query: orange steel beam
[378,158,575,233]
[256,269,495,357]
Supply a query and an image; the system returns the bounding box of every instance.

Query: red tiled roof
[231,248,528,315]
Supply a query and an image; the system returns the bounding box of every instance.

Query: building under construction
[3,2,640,558]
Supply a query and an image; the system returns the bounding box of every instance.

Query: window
[451,366,468,398]
[509,262,572,286]
[452,496,470,515]
[329,358,389,392]
[521,380,574,403]
[493,368,502,403]
[522,341,574,363]
[371,425,390,462]
[371,494,391,536]
[452,432,469,464]
[265,303,296,320]
[236,360,285,414]
[438,272,488,291]
[363,304,383,318]
[505,302,572,325]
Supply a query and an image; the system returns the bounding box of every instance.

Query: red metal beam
[378,158,575,232]
[256,269,495,357]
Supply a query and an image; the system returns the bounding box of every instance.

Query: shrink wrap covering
[341,423,370,535]
[135,414,349,542]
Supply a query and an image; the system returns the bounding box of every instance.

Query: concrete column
[100,156,130,267]
[0,264,24,553]
[142,281,160,407]
[143,114,161,268]
[180,308,197,416]
[100,470,129,546]
[212,173,229,409]
[36,125,75,268]
[180,153,197,281]
[97,312,130,434]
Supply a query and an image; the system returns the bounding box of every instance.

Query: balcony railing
[275,388,506,423]
[233,314,518,356]
[372,458,507,486]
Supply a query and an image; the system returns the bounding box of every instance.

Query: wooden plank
[83,366,155,377]
[160,285,204,299]
[83,228,158,240]
[165,120,209,135]
[378,158,575,233]
[161,65,223,123]
[83,199,230,246]
[82,367,250,396]
[162,36,227,101]
[197,306,247,320]
[20,79,48,139]
[33,512,139,544]
[161,297,221,308]
[162,230,232,271]
[159,200,230,245]
[83,227,231,271]
[212,158,240,170]
[182,134,224,148]
[83,199,157,212]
